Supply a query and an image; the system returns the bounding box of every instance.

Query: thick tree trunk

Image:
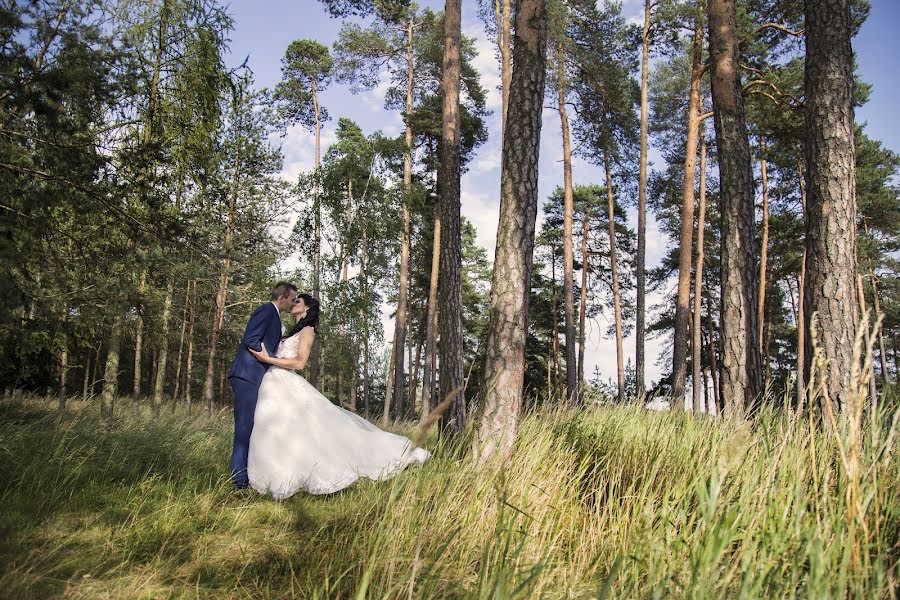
[577,209,591,400]
[605,153,626,404]
[101,315,123,420]
[474,0,548,462]
[672,8,704,407]
[557,43,578,404]
[636,0,652,398]
[757,133,770,354]
[421,201,441,417]
[692,134,708,414]
[803,0,858,412]
[708,0,763,417]
[438,0,466,434]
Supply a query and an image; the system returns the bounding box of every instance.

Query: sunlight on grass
[0,393,897,598]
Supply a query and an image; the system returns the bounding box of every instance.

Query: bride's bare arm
[248,328,315,370]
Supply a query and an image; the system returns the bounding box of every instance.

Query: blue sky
[225,0,899,390]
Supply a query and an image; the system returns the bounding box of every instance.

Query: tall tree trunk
[153,280,173,415]
[310,76,323,389]
[363,337,371,416]
[133,269,147,401]
[863,220,890,386]
[636,0,652,399]
[605,152,625,404]
[202,91,244,416]
[421,200,441,417]
[82,356,91,402]
[349,347,359,412]
[550,247,560,402]
[557,42,577,404]
[409,335,423,420]
[671,7,704,407]
[796,160,807,410]
[870,274,890,385]
[692,134,708,414]
[577,209,591,399]
[384,329,397,422]
[474,0,548,461]
[101,315,123,420]
[172,278,191,404]
[493,0,512,137]
[705,282,721,414]
[708,0,763,417]
[57,304,68,411]
[757,133,770,354]
[803,0,858,411]
[184,280,197,413]
[391,17,415,419]
[438,0,466,434]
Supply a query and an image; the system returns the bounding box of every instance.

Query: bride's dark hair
[283,293,320,339]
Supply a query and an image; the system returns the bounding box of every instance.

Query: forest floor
[0,394,897,599]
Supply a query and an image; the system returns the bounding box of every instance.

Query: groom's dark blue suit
[227,302,282,487]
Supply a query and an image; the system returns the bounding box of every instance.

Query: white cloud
[465,24,502,110]
[279,125,338,183]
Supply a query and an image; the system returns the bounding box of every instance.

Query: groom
[227,281,298,489]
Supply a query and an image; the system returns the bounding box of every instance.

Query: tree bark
[577,208,590,400]
[692,134,708,414]
[101,314,123,421]
[184,280,197,413]
[796,160,807,410]
[82,356,91,402]
[421,199,441,417]
[390,17,416,418]
[133,269,147,401]
[172,278,191,405]
[474,0,548,462]
[636,0,652,399]
[708,0,763,417]
[153,280,173,415]
[604,153,626,404]
[438,0,466,434]
[757,133,770,355]
[310,74,323,388]
[672,7,704,407]
[57,304,68,411]
[803,0,858,412]
[384,328,397,422]
[557,42,578,404]
[493,0,512,139]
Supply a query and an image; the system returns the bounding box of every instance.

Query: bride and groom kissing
[227,281,429,499]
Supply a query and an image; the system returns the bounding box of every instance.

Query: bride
[246,293,429,499]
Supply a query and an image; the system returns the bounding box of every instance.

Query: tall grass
[0,387,896,599]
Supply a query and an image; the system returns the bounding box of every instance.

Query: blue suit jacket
[227,303,283,386]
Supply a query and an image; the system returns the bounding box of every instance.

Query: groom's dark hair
[270,281,298,300]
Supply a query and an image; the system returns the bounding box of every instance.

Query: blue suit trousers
[229,376,259,487]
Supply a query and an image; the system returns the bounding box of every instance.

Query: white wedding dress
[247,329,430,499]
